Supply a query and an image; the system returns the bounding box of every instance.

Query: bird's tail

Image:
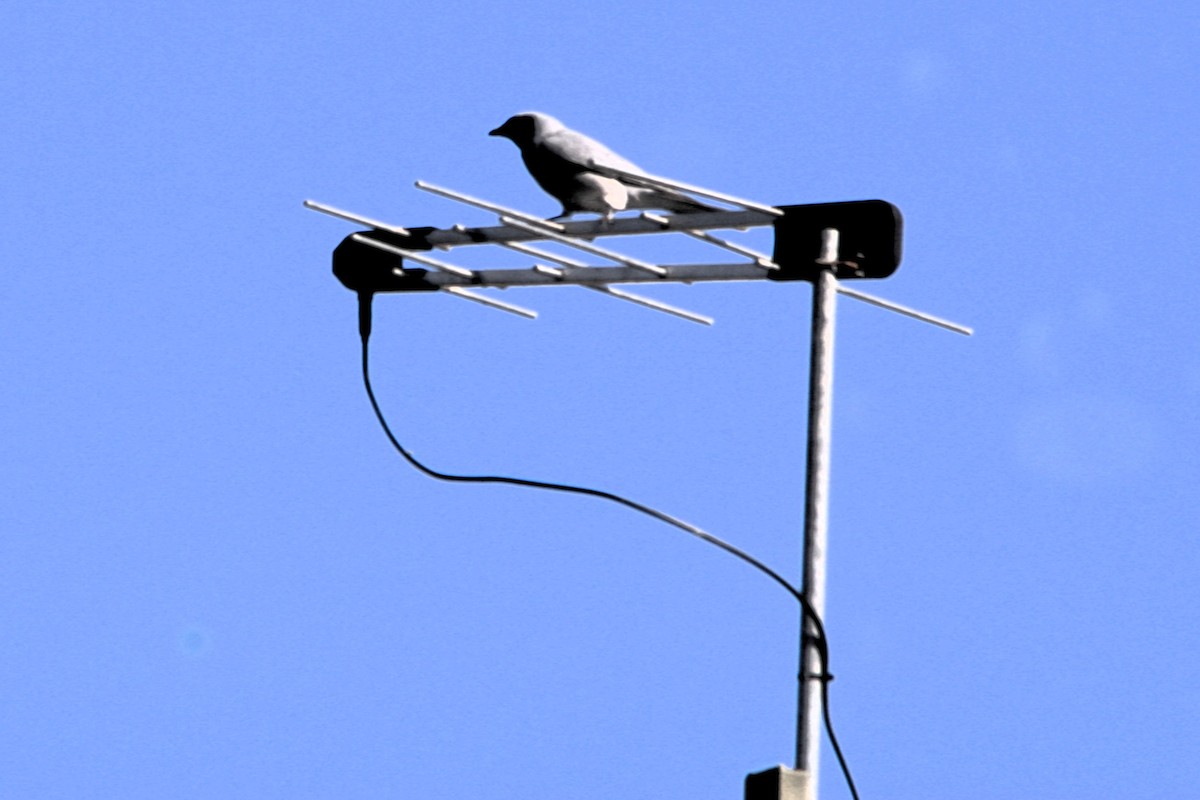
[629,187,718,214]
[659,193,718,213]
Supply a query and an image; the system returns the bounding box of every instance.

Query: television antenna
[307,165,971,800]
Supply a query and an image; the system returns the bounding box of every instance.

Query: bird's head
[489,112,562,146]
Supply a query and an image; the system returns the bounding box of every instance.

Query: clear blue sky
[3,1,1197,798]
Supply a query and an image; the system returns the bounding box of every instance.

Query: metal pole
[796,230,840,794]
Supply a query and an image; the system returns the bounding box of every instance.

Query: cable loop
[359,328,859,800]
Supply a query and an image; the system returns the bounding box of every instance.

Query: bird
[489,112,715,221]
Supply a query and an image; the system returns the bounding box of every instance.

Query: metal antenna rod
[349,234,476,278]
[796,228,840,797]
[304,199,410,235]
[348,234,536,318]
[444,286,538,319]
[414,181,567,232]
[501,241,714,325]
[837,284,974,336]
[499,216,668,277]
[640,212,780,270]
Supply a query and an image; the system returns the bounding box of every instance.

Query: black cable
[358,312,859,800]
[823,677,859,800]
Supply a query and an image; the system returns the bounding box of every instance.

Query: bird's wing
[540,123,714,213]
[542,128,645,175]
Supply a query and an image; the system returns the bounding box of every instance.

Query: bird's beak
[488,126,504,137]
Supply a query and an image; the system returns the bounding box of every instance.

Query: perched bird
[489,112,715,221]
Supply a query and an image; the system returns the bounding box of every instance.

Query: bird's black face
[488,114,536,144]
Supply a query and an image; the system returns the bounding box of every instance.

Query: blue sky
[2,1,1198,798]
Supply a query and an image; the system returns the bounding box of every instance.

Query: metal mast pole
[795,230,840,795]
